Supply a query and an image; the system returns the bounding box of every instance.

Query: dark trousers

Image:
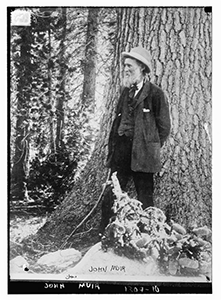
[100,134,154,232]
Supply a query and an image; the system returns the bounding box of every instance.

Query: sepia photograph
[8,5,212,294]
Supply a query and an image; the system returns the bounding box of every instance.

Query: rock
[135,234,151,248]
[64,242,158,277]
[171,222,186,235]
[36,248,81,269]
[10,256,29,273]
[168,259,179,275]
[192,226,212,242]
[178,257,199,269]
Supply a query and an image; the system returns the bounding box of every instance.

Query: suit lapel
[134,81,151,109]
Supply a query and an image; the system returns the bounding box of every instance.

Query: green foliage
[27,148,77,209]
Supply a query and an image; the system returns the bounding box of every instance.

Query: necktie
[129,84,138,99]
[128,84,138,116]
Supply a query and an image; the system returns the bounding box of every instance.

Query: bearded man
[100,46,171,232]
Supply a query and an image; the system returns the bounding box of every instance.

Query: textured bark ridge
[35,7,212,250]
[143,7,212,227]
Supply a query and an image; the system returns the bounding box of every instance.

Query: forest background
[7,5,216,262]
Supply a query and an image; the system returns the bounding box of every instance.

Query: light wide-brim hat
[122,46,152,73]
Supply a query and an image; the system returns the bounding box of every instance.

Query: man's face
[123,58,144,88]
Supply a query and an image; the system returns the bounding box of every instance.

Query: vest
[117,87,143,138]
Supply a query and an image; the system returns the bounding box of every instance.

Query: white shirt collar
[134,80,144,96]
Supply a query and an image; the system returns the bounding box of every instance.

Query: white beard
[123,75,135,88]
[123,70,143,88]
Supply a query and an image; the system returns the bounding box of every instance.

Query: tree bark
[55,7,67,150]
[36,7,212,249]
[47,27,56,153]
[81,8,99,110]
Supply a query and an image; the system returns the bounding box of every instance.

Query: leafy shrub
[27,148,77,209]
[101,173,212,278]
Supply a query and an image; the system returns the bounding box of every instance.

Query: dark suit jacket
[106,81,171,173]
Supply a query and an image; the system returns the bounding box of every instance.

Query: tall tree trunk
[47,27,56,153]
[81,7,99,110]
[35,7,212,250]
[140,7,212,227]
[11,27,32,201]
[55,7,67,150]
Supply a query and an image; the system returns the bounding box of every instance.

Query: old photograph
[8,6,212,294]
